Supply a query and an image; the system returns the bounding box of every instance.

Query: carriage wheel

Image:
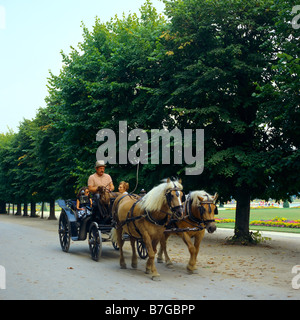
[58,211,71,253]
[137,239,148,259]
[89,223,102,261]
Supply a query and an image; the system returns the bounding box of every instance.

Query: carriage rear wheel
[137,239,148,259]
[89,223,102,261]
[58,211,71,253]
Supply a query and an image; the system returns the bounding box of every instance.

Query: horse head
[165,179,185,220]
[192,192,218,233]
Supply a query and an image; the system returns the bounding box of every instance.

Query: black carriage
[58,195,148,261]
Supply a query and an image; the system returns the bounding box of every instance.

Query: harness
[114,187,183,239]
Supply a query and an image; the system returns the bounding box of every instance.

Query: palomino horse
[157,191,218,273]
[111,179,185,280]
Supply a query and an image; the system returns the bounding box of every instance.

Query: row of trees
[0,0,299,240]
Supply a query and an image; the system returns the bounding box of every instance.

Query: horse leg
[181,232,197,274]
[117,228,127,269]
[143,233,160,281]
[157,239,164,263]
[193,230,205,270]
[157,234,173,268]
[130,237,138,269]
[157,234,166,262]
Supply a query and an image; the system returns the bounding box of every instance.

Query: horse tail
[110,227,118,243]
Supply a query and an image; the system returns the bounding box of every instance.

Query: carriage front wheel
[58,211,71,253]
[89,222,102,261]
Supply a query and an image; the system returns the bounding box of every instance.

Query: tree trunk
[30,202,37,217]
[234,189,251,242]
[23,202,28,217]
[48,199,57,220]
[41,202,45,219]
[0,201,7,214]
[16,203,22,215]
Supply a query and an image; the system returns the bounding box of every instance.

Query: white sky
[0,0,165,133]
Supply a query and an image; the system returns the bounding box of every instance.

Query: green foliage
[0,0,298,235]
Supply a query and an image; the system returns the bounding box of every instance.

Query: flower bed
[216,216,300,229]
[250,206,280,209]
[215,218,235,223]
[250,217,300,229]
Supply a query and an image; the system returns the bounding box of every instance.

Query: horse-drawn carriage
[58,178,219,280]
[57,189,148,261]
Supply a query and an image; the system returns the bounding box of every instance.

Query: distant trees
[0,0,298,241]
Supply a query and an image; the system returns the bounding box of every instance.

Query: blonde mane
[140,179,183,212]
[190,190,214,205]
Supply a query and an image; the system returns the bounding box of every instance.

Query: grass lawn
[217,207,300,233]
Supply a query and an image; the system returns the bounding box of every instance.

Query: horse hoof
[187,267,198,274]
[120,264,127,269]
[145,268,151,274]
[132,263,138,269]
[166,262,174,269]
[157,258,164,263]
[151,275,161,281]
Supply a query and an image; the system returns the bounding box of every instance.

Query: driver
[88,160,115,194]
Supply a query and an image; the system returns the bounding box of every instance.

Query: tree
[0,130,15,213]
[255,1,300,200]
[45,1,169,192]
[159,0,297,241]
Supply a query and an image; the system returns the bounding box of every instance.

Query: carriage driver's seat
[93,195,111,223]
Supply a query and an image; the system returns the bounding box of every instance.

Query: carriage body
[58,197,116,261]
[58,195,148,261]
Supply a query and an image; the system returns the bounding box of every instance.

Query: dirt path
[0,213,299,299]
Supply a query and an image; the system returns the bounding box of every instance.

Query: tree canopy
[0,0,299,240]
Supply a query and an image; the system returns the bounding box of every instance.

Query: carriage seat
[66,199,77,212]
[66,199,91,221]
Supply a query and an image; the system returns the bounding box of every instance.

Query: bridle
[145,186,185,226]
[165,187,185,215]
[186,193,218,226]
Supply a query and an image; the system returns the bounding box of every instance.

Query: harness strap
[127,198,144,239]
[145,210,168,226]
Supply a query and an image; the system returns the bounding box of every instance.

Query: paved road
[0,217,299,300]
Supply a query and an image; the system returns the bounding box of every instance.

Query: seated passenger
[118,181,129,194]
[76,187,93,219]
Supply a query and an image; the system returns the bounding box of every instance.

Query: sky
[0,0,166,134]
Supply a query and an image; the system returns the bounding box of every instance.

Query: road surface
[0,214,299,300]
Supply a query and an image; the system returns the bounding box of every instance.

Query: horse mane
[190,190,214,205]
[140,179,183,212]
